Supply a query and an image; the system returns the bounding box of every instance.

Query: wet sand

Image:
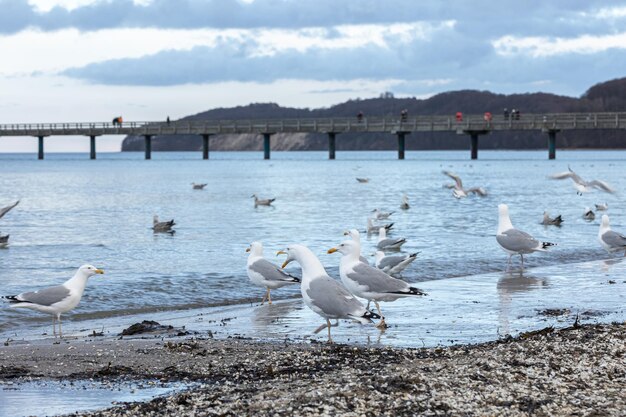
[1,323,624,416]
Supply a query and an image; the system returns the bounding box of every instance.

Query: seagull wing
[0,200,19,220]
[442,171,463,189]
[588,180,615,193]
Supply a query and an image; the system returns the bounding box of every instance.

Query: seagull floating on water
[375,251,419,277]
[377,227,406,251]
[277,244,379,343]
[372,208,394,220]
[3,264,104,337]
[328,240,426,329]
[442,171,487,199]
[550,165,614,195]
[356,178,369,183]
[153,215,175,233]
[367,218,393,234]
[598,215,626,256]
[251,194,275,207]
[400,194,410,210]
[246,242,300,305]
[595,202,608,211]
[541,211,563,226]
[583,207,596,221]
[496,204,556,269]
[191,182,207,190]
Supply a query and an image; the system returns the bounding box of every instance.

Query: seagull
[328,240,426,328]
[251,194,275,207]
[0,200,19,219]
[377,227,406,251]
[0,234,9,247]
[343,229,370,264]
[372,208,394,220]
[583,207,596,221]
[598,215,626,256]
[191,183,207,190]
[246,241,300,305]
[541,211,563,226]
[366,218,393,234]
[496,204,556,269]
[356,178,370,183]
[400,194,410,210]
[550,165,614,195]
[595,203,608,211]
[153,215,175,233]
[277,244,379,343]
[442,171,487,199]
[3,264,104,338]
[375,251,420,277]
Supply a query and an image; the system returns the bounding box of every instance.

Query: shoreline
[1,322,624,416]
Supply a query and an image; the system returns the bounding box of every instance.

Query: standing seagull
[375,251,420,277]
[550,165,614,195]
[377,227,406,250]
[153,215,175,234]
[3,264,104,337]
[598,215,626,256]
[277,244,379,343]
[251,194,275,207]
[246,241,300,305]
[496,204,556,269]
[442,171,487,199]
[343,229,370,264]
[328,240,426,328]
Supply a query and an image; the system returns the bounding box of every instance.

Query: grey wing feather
[467,187,487,196]
[349,263,409,293]
[16,285,70,306]
[602,231,626,248]
[377,255,406,270]
[497,229,539,252]
[306,276,363,317]
[249,259,299,282]
[442,171,463,188]
[0,200,19,220]
[588,180,614,193]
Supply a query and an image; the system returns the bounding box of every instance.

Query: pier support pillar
[202,134,210,160]
[328,132,336,160]
[397,132,406,160]
[89,135,97,160]
[38,136,44,160]
[470,134,478,160]
[263,133,272,160]
[144,135,152,160]
[548,130,557,160]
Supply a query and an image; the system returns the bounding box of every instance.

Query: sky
[1,0,626,152]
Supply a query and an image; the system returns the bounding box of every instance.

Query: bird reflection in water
[497,271,548,335]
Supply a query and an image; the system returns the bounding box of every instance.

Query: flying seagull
[277,244,379,343]
[246,241,300,305]
[3,264,104,337]
[328,240,426,328]
[550,165,614,195]
[496,204,556,269]
[442,171,487,199]
[598,215,626,256]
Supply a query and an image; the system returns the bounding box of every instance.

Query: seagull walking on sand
[377,227,406,251]
[277,244,379,343]
[496,204,556,269]
[153,215,176,233]
[246,242,300,305]
[550,165,614,195]
[541,211,563,226]
[583,207,596,221]
[442,171,487,199]
[2,265,104,337]
[251,194,275,207]
[598,215,626,256]
[375,251,420,277]
[328,240,426,329]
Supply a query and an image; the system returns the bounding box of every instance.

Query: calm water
[1,150,625,336]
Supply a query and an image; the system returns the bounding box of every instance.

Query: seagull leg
[52,316,56,338]
[268,289,272,305]
[366,300,371,310]
[520,254,524,270]
[374,301,387,329]
[58,314,63,338]
[327,319,333,344]
[261,289,269,305]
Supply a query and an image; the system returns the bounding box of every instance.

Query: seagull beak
[276,250,291,268]
[95,269,104,274]
[245,247,250,253]
[327,247,338,254]
[280,259,291,269]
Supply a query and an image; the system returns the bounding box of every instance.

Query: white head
[600,214,611,231]
[497,204,514,233]
[77,264,105,278]
[402,194,409,202]
[327,240,360,259]
[153,215,159,224]
[276,244,326,279]
[246,241,263,256]
[343,228,361,244]
[378,227,387,240]
[375,251,385,263]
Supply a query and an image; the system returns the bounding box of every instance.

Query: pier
[1,112,625,160]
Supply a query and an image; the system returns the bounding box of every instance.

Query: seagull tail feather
[542,241,557,249]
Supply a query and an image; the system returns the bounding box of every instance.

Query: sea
[0,150,625,341]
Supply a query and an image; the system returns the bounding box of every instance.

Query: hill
[122,78,626,152]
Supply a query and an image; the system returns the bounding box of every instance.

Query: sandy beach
[1,322,624,416]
